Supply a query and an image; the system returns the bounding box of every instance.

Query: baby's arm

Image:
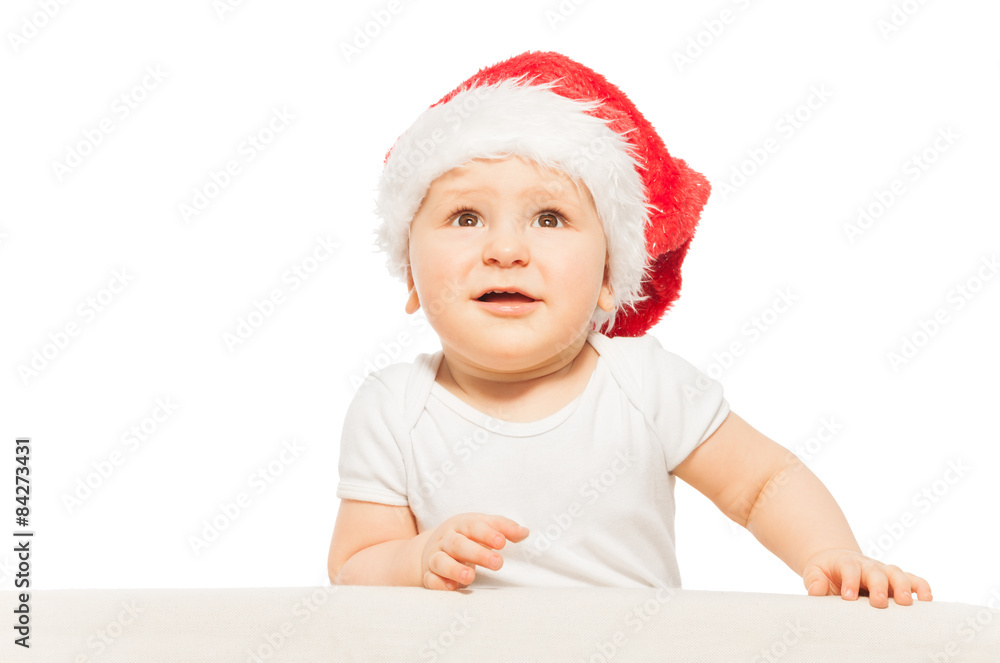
[328,500,426,586]
[672,412,932,608]
[328,499,528,590]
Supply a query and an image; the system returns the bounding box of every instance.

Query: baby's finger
[803,567,830,596]
[908,573,933,601]
[462,519,515,551]
[482,516,530,544]
[839,559,862,601]
[883,565,913,606]
[427,549,477,587]
[862,563,890,609]
[441,530,504,572]
[423,569,459,592]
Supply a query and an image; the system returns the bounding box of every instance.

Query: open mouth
[477,291,537,303]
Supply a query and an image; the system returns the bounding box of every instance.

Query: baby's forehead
[429,156,592,201]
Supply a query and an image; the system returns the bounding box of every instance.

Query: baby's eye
[451,212,482,228]
[533,211,565,229]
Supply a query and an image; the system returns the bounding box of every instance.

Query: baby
[327,51,932,608]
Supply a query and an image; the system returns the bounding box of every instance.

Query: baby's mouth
[477,292,537,303]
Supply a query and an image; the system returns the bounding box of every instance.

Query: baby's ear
[598,255,614,312]
[598,283,614,313]
[405,268,421,315]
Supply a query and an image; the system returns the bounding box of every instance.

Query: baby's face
[406,155,613,373]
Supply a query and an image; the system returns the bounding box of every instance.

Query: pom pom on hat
[375,50,710,338]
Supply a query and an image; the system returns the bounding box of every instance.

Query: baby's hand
[420,513,529,591]
[802,548,933,608]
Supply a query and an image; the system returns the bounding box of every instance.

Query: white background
[1,0,997,609]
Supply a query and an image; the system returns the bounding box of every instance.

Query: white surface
[2,586,999,662]
[1,0,998,610]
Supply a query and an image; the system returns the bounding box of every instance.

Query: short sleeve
[636,335,731,473]
[335,374,409,506]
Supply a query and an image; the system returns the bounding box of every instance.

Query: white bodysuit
[336,330,730,589]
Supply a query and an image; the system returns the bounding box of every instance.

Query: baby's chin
[445,333,589,373]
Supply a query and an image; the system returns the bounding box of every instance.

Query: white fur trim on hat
[374,77,652,334]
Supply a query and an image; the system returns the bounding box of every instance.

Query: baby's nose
[482,225,529,266]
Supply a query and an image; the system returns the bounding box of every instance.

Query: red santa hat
[374,50,710,338]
